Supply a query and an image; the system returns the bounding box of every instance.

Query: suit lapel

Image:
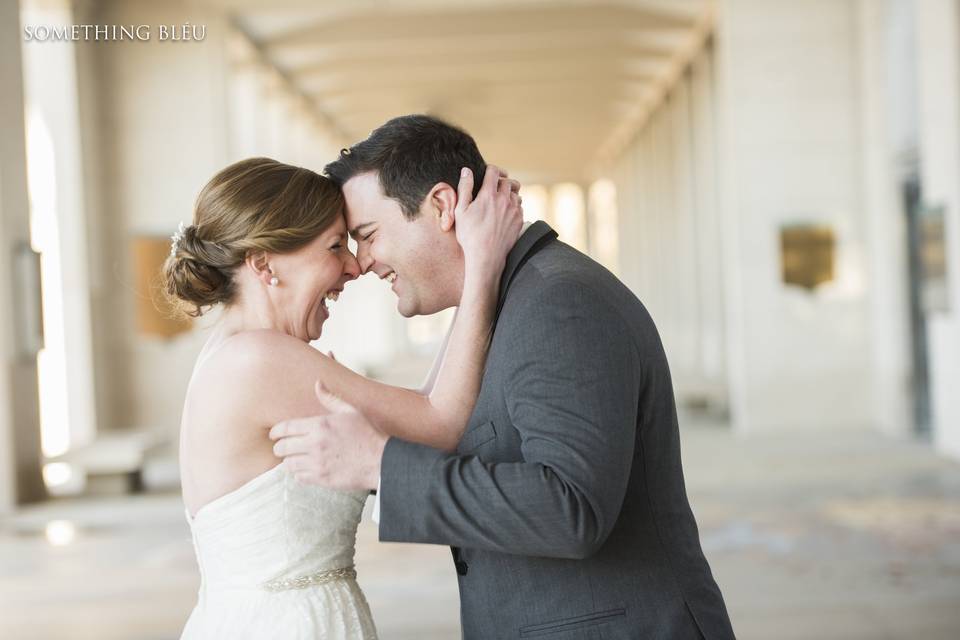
[493,221,558,327]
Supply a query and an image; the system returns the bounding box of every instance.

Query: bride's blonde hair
[164,157,343,317]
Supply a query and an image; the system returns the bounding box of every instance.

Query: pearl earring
[270,276,279,287]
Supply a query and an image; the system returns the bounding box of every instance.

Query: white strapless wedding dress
[180,463,378,639]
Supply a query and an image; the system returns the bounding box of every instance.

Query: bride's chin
[305,303,327,341]
[308,316,325,341]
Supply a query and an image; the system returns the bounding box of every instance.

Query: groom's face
[342,172,462,317]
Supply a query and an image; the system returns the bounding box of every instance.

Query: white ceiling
[215,0,714,182]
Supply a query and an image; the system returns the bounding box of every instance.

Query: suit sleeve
[378,279,641,559]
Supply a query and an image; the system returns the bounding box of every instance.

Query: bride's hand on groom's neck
[453,164,524,284]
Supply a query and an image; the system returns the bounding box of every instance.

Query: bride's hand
[454,165,524,282]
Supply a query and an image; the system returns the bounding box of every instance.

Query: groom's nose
[342,252,361,280]
[356,244,375,274]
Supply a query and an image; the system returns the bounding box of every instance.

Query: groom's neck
[434,252,465,311]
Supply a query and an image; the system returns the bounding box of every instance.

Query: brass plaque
[131,235,192,338]
[780,224,835,290]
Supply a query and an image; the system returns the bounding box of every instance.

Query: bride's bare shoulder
[217,329,318,367]
[194,329,332,422]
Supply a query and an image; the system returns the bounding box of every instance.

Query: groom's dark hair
[324,114,486,220]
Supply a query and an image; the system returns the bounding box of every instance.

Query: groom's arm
[378,279,641,559]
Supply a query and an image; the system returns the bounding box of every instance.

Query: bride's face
[265,216,360,342]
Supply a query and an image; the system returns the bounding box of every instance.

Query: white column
[587,179,620,276]
[0,0,45,511]
[669,75,701,394]
[690,46,727,404]
[21,0,99,456]
[915,0,960,458]
[616,133,641,295]
[228,59,261,159]
[857,0,912,437]
[550,183,587,253]
[713,5,750,430]
[648,105,670,348]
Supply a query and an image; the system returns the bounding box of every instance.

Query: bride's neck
[215,287,283,340]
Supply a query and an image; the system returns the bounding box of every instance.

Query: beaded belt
[261,566,357,592]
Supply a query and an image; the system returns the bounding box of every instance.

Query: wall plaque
[780,224,835,291]
[132,235,192,338]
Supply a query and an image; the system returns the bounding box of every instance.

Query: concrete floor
[2,423,959,639]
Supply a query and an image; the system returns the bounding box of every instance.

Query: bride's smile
[268,218,359,342]
[227,216,360,343]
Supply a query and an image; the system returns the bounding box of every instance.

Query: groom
[270,115,735,639]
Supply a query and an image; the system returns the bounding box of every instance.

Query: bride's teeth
[386,272,397,284]
[325,290,339,302]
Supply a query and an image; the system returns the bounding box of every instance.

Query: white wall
[86,0,234,436]
[612,0,907,432]
[714,0,874,432]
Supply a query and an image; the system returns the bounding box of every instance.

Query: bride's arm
[309,262,498,450]
[295,167,521,451]
[251,276,493,451]
[418,309,455,395]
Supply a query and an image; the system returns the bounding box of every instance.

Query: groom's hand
[269,381,387,491]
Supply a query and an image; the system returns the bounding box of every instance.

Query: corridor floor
[2,423,958,639]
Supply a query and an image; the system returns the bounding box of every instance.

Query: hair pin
[170,221,187,257]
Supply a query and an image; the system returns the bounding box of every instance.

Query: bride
[164,157,522,639]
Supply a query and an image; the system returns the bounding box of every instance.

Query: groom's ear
[427,182,457,233]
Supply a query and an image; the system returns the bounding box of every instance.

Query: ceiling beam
[205,0,704,18]
[286,43,674,78]
[321,88,640,114]
[313,80,651,117]
[263,4,697,48]
[268,32,677,69]
[302,66,662,97]
[592,3,715,175]
[328,102,634,135]
[264,27,687,59]
[292,55,668,83]
[226,20,351,144]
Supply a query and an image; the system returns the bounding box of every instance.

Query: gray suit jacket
[380,222,735,639]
